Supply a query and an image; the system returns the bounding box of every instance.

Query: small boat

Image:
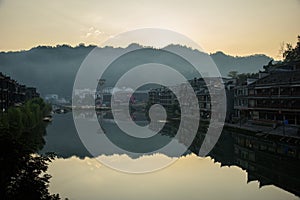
[54,108,66,114]
[43,116,53,122]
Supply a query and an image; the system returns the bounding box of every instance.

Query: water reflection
[48,155,299,200]
[41,111,300,198]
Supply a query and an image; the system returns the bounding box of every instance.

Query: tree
[227,71,238,78]
[237,73,258,84]
[227,71,258,84]
[263,59,274,72]
[283,35,300,62]
[0,99,60,199]
[4,154,60,200]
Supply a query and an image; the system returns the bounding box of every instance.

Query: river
[41,112,300,200]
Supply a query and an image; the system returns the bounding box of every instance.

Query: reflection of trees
[0,98,60,199]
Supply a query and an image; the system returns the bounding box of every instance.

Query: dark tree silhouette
[228,71,258,84]
[0,98,61,199]
[227,71,238,78]
[283,35,300,62]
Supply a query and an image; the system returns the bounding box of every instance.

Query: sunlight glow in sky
[0,0,300,58]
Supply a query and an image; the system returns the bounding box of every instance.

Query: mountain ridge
[0,44,272,98]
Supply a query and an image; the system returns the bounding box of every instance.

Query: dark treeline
[0,44,271,98]
[227,35,300,82]
[0,98,61,199]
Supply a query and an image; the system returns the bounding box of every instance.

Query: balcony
[249,103,300,111]
[249,86,300,98]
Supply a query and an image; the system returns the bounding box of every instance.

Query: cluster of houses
[95,87,149,108]
[44,94,69,105]
[148,61,300,127]
[0,72,39,112]
[149,77,235,120]
[234,61,300,126]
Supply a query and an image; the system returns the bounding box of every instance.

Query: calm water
[41,112,300,200]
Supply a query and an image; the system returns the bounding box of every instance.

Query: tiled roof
[252,70,300,86]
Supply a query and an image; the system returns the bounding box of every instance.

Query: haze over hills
[0,44,272,98]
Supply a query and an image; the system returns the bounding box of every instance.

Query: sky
[0,0,300,59]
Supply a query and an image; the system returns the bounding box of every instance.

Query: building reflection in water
[43,111,300,197]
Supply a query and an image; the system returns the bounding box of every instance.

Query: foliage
[227,71,238,78]
[227,71,258,84]
[0,98,60,199]
[236,72,258,84]
[283,35,300,62]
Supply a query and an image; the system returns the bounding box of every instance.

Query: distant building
[132,91,149,103]
[94,87,144,108]
[45,94,58,101]
[148,77,235,120]
[45,94,69,105]
[149,88,161,105]
[25,87,40,100]
[0,72,39,112]
[234,81,251,121]
[74,89,96,99]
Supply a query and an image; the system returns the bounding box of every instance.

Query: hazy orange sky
[0,0,299,59]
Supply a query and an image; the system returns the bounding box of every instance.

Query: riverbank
[0,98,60,199]
[224,121,300,139]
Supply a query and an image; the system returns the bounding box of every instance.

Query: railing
[249,104,300,109]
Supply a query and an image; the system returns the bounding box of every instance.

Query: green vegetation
[283,35,300,62]
[228,35,300,82]
[227,71,238,79]
[264,35,300,72]
[228,70,258,84]
[0,98,60,199]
